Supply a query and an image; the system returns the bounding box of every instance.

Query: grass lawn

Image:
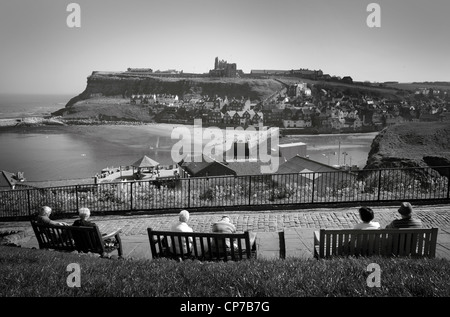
[1,245,450,298]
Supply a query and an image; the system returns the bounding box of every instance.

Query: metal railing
[1,166,449,219]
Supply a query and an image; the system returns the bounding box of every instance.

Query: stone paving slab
[121,235,152,260]
[284,228,316,259]
[255,232,280,260]
[436,227,450,259]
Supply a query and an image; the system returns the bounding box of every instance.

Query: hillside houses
[222,110,264,126]
[132,79,450,129]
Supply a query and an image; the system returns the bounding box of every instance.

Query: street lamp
[342,151,348,166]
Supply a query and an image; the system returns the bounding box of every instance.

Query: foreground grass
[1,245,449,297]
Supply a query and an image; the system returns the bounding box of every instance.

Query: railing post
[377,169,382,201]
[248,175,252,206]
[27,189,31,217]
[311,173,315,203]
[75,185,79,211]
[187,178,191,208]
[130,181,134,210]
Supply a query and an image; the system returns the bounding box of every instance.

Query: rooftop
[276,155,341,174]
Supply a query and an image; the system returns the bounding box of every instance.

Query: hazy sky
[0,0,449,95]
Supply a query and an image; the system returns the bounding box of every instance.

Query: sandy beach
[0,117,67,128]
[0,118,20,127]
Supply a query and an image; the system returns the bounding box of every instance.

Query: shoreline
[0,116,381,138]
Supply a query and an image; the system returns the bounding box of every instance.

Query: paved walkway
[1,203,450,260]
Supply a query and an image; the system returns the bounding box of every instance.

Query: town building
[278,142,307,162]
[273,155,357,195]
[0,171,30,191]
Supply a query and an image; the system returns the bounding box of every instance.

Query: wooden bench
[31,220,123,258]
[147,228,257,261]
[314,228,438,259]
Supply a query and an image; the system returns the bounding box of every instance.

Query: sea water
[0,94,70,119]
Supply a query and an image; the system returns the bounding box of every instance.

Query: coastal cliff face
[52,72,284,118]
[364,122,450,175]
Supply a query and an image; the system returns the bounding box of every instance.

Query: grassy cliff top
[365,121,450,169]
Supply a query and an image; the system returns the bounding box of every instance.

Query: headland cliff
[51,71,284,120]
[364,121,450,175]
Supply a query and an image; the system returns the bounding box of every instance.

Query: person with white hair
[169,209,193,255]
[72,207,96,227]
[36,206,68,226]
[72,207,119,250]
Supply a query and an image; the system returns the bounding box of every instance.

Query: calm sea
[0,94,70,119]
[0,94,378,182]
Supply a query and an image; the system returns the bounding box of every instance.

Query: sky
[0,0,449,95]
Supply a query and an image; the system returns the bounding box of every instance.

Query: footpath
[1,203,450,260]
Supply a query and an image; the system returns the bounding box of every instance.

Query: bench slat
[192,236,199,258]
[424,232,431,257]
[331,233,337,256]
[398,233,406,256]
[368,233,375,256]
[411,233,418,256]
[319,230,325,258]
[417,232,424,255]
[429,228,438,258]
[404,233,412,256]
[349,233,356,255]
[337,233,343,255]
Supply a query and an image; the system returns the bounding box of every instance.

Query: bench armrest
[313,231,320,246]
[102,229,122,240]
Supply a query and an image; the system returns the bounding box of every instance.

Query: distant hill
[383,81,450,91]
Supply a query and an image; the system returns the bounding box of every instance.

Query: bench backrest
[31,221,105,254]
[316,228,438,258]
[147,228,254,261]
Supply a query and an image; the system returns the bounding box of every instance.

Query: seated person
[211,215,238,252]
[353,206,380,229]
[168,210,193,255]
[72,207,96,228]
[72,207,118,249]
[385,202,423,254]
[35,206,68,226]
[386,202,423,229]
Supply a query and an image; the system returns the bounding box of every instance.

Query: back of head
[398,202,413,217]
[40,206,51,216]
[179,209,190,223]
[359,206,374,223]
[78,207,91,220]
[212,215,236,233]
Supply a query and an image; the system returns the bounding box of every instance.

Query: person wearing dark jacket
[386,202,423,228]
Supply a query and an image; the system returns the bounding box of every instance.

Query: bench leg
[115,234,123,258]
